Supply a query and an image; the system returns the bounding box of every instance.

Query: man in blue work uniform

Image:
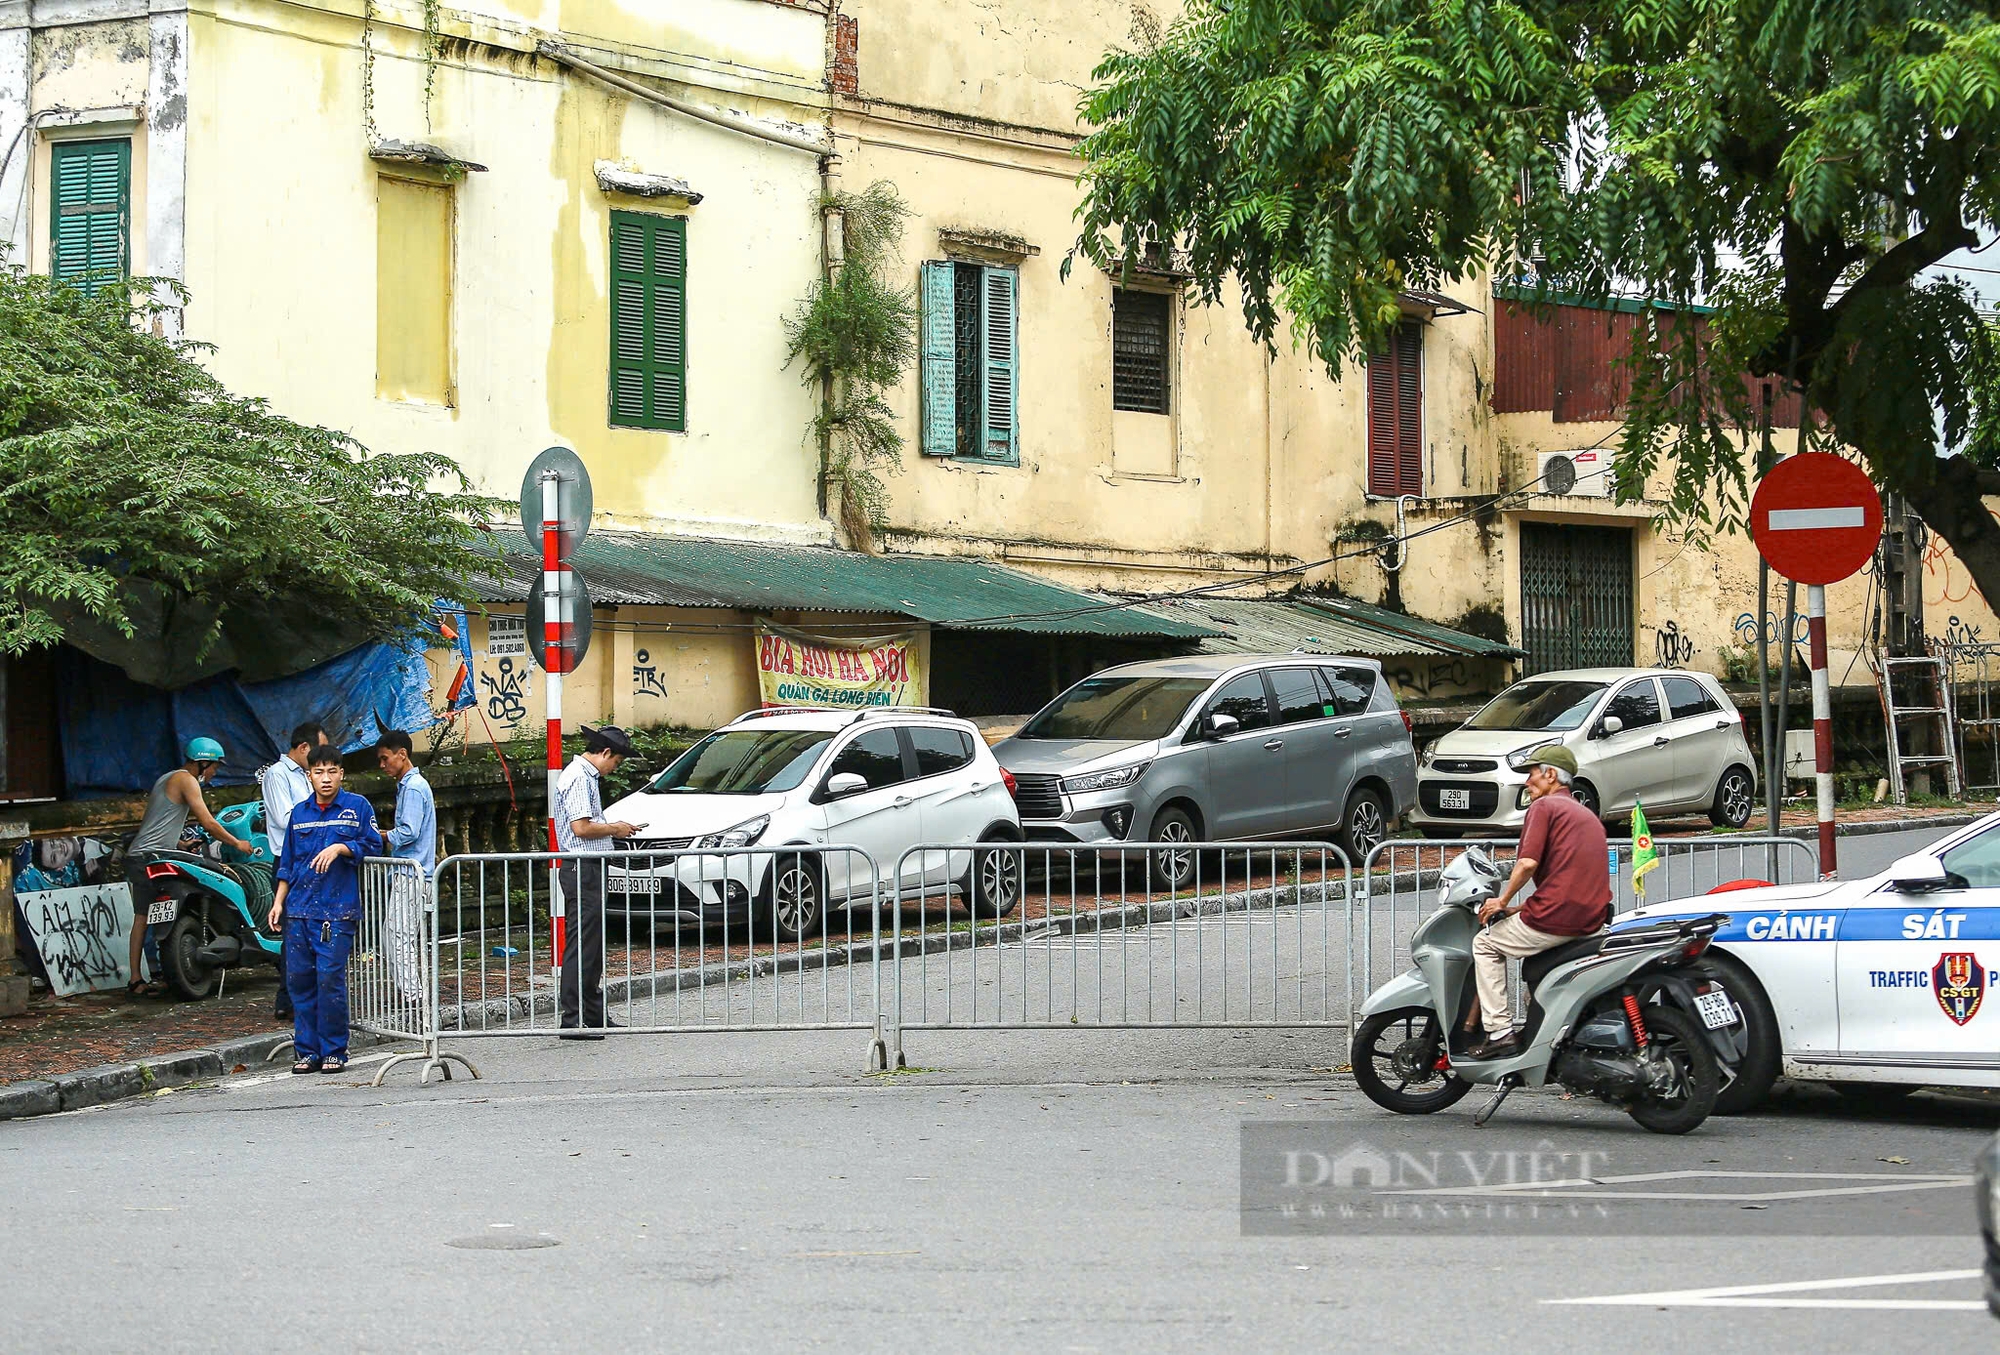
[375,728,435,1008]
[266,744,382,1074]
[258,721,328,1021]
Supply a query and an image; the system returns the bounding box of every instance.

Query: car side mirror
[1886,852,1949,891]
[1206,712,1240,739]
[824,772,868,798]
[1594,715,1623,739]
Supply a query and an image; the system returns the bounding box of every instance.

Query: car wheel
[1704,953,1782,1115]
[1709,766,1756,829]
[762,852,826,943]
[1336,787,1389,866]
[1148,807,1199,892]
[967,836,1024,919]
[1569,778,1602,821]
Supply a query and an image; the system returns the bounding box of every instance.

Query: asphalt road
[5,822,1993,1352]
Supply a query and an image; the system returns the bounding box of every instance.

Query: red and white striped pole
[1808,584,1835,879]
[542,471,568,979]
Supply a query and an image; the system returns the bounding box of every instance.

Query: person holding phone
[554,726,643,1039]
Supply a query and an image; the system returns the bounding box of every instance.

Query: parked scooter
[128,801,281,999]
[1351,848,1743,1134]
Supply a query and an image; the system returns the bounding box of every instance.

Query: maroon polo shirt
[1516,791,1612,936]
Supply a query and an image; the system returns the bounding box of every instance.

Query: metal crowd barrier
[881,841,1353,1067]
[352,856,473,1086]
[415,846,891,1071]
[1349,835,1821,1018]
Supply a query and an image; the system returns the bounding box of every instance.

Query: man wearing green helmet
[122,738,254,997]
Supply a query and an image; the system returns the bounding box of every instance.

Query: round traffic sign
[1748,453,1882,585]
[520,446,593,563]
[526,569,593,674]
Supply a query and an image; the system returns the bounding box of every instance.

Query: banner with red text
[754,622,927,710]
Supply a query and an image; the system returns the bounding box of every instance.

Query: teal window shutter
[920,261,957,456]
[50,139,129,297]
[978,266,1017,463]
[609,211,686,432]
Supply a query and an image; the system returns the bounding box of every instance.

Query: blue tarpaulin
[55,636,436,795]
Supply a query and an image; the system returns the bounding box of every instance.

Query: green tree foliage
[0,270,499,683]
[1074,1,2000,598]
[784,181,919,550]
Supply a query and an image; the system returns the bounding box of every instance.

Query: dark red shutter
[1367,321,1423,496]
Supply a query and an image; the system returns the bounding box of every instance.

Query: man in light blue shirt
[375,729,436,1005]
[375,729,436,874]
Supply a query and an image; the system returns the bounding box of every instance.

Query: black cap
[583,725,636,757]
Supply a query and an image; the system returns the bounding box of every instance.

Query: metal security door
[1519,523,1634,675]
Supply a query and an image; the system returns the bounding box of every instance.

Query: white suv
[601,707,1023,939]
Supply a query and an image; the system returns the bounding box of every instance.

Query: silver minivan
[992,655,1419,883]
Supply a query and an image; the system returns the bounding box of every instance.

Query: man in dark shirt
[1465,745,1611,1060]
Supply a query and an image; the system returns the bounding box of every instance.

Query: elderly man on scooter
[1464,744,1612,1061]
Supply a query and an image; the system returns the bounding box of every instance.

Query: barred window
[1112,288,1172,414]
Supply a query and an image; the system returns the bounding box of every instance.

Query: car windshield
[1016,676,1214,741]
[1465,680,1607,732]
[646,728,833,795]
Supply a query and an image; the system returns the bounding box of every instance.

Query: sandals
[319,1058,347,1075]
[291,1057,321,1075]
[127,979,168,999]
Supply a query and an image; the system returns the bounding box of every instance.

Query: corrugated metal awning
[470,532,1217,639]
[1121,596,1522,659]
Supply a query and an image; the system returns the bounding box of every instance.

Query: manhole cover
[446,1232,560,1251]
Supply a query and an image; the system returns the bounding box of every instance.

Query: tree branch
[1832,216,1979,315]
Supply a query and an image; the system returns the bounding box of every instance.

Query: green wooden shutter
[608,211,686,432]
[978,266,1017,463]
[919,261,957,456]
[50,139,129,297]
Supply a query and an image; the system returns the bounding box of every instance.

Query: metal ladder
[1880,654,1963,804]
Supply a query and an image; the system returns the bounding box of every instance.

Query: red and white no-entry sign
[1748,453,1883,585]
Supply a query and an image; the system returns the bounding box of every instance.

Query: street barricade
[351,856,473,1086]
[421,846,891,1071]
[881,841,1353,1067]
[1349,835,1820,1018]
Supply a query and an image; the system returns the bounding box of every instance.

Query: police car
[1619,814,2000,1112]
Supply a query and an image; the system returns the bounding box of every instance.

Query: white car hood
[1426,728,1569,760]
[601,790,790,839]
[1624,876,1854,921]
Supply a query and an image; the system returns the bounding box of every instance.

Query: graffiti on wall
[632,648,670,701]
[1732,611,1810,649]
[11,838,133,996]
[1652,621,1695,669]
[1923,536,1978,608]
[1385,658,1470,698]
[480,656,530,725]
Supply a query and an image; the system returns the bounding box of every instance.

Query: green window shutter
[919,261,957,456]
[50,139,129,297]
[978,266,1017,463]
[608,211,686,432]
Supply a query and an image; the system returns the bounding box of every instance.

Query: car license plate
[1695,988,1738,1030]
[1440,788,1471,810]
[610,876,661,896]
[146,897,177,926]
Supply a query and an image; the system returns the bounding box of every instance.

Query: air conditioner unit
[1537,449,1615,498]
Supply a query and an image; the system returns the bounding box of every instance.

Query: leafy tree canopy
[1074,0,2000,603]
[0,270,500,687]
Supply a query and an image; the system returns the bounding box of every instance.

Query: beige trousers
[1472,913,1572,1035]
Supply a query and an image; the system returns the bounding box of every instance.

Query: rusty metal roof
[470,532,1217,638]
[1125,595,1522,659]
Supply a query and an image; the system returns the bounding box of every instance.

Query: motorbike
[1351,847,1743,1135]
[128,801,281,999]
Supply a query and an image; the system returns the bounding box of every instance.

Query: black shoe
[558,1031,605,1042]
[1463,1034,1522,1061]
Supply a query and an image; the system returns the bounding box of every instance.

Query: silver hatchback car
[992,655,1419,883]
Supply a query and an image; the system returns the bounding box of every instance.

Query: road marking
[1767,507,1868,530]
[222,1051,406,1091]
[1548,1268,1985,1311]
[1386,1168,1973,1202]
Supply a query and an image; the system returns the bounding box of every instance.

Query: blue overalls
[276,789,382,1061]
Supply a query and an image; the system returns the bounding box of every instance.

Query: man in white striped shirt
[554,726,642,1039]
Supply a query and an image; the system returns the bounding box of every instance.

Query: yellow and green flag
[1631,799,1660,898]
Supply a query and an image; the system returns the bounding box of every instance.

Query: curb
[1773,814,1983,841]
[0,1028,397,1123]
